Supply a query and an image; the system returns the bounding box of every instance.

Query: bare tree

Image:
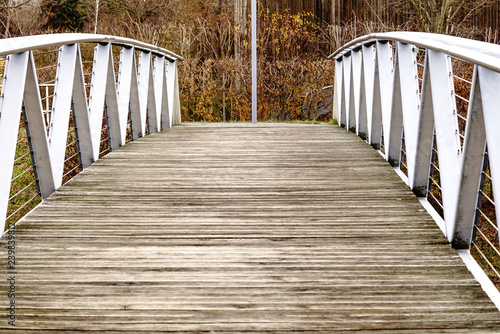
[0,0,30,37]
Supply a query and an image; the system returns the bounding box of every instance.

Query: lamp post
[251,0,257,124]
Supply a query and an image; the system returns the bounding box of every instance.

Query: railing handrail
[329,32,500,73]
[0,33,184,61]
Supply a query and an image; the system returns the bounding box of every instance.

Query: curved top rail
[328,32,500,73]
[0,33,184,61]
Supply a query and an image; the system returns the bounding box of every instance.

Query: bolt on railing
[0,34,183,233]
[329,32,500,288]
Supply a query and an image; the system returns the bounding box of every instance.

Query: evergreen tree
[40,0,85,31]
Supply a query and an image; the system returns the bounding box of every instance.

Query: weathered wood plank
[0,123,499,332]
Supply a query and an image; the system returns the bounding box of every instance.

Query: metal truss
[0,34,183,232]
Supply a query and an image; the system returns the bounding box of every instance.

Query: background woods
[1,0,500,121]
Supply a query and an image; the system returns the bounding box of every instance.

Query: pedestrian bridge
[1,33,500,332]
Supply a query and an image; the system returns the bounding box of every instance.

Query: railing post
[23,52,55,199]
[167,60,181,126]
[386,43,404,166]
[0,34,182,235]
[88,43,121,159]
[137,51,157,134]
[0,51,57,231]
[0,54,29,229]
[153,55,170,130]
[477,66,500,243]
[330,31,500,255]
[360,44,375,141]
[427,50,461,240]
[371,41,393,152]
[350,50,362,134]
[51,44,87,187]
[452,66,486,248]
[412,50,435,197]
[71,44,93,169]
[388,43,420,170]
[115,47,130,144]
[117,46,141,142]
[341,55,351,129]
[332,59,343,125]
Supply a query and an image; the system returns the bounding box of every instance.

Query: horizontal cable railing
[0,34,183,234]
[329,32,500,288]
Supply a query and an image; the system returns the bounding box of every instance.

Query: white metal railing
[330,32,500,295]
[0,33,183,233]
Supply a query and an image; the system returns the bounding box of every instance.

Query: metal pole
[94,0,99,34]
[251,0,257,124]
[223,73,226,122]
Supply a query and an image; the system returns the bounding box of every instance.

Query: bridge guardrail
[0,33,182,233]
[330,32,500,287]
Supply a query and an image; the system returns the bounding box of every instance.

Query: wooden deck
[1,123,500,333]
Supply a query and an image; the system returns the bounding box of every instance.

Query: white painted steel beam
[70,45,93,169]
[0,52,55,232]
[50,44,86,187]
[370,48,382,149]
[427,50,461,240]
[88,43,122,160]
[341,55,351,129]
[360,45,375,141]
[330,33,500,306]
[386,44,404,166]
[0,34,182,236]
[331,34,500,247]
[412,51,435,197]
[332,59,342,124]
[116,48,132,141]
[372,41,393,153]
[23,52,55,199]
[167,60,181,126]
[138,51,157,134]
[392,43,420,176]
[117,48,142,140]
[0,54,29,231]
[452,66,486,248]
[477,66,500,241]
[350,50,362,134]
[154,55,170,130]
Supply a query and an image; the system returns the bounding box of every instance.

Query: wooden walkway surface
[1,123,500,333]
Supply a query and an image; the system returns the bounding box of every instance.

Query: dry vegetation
[1,0,499,121]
